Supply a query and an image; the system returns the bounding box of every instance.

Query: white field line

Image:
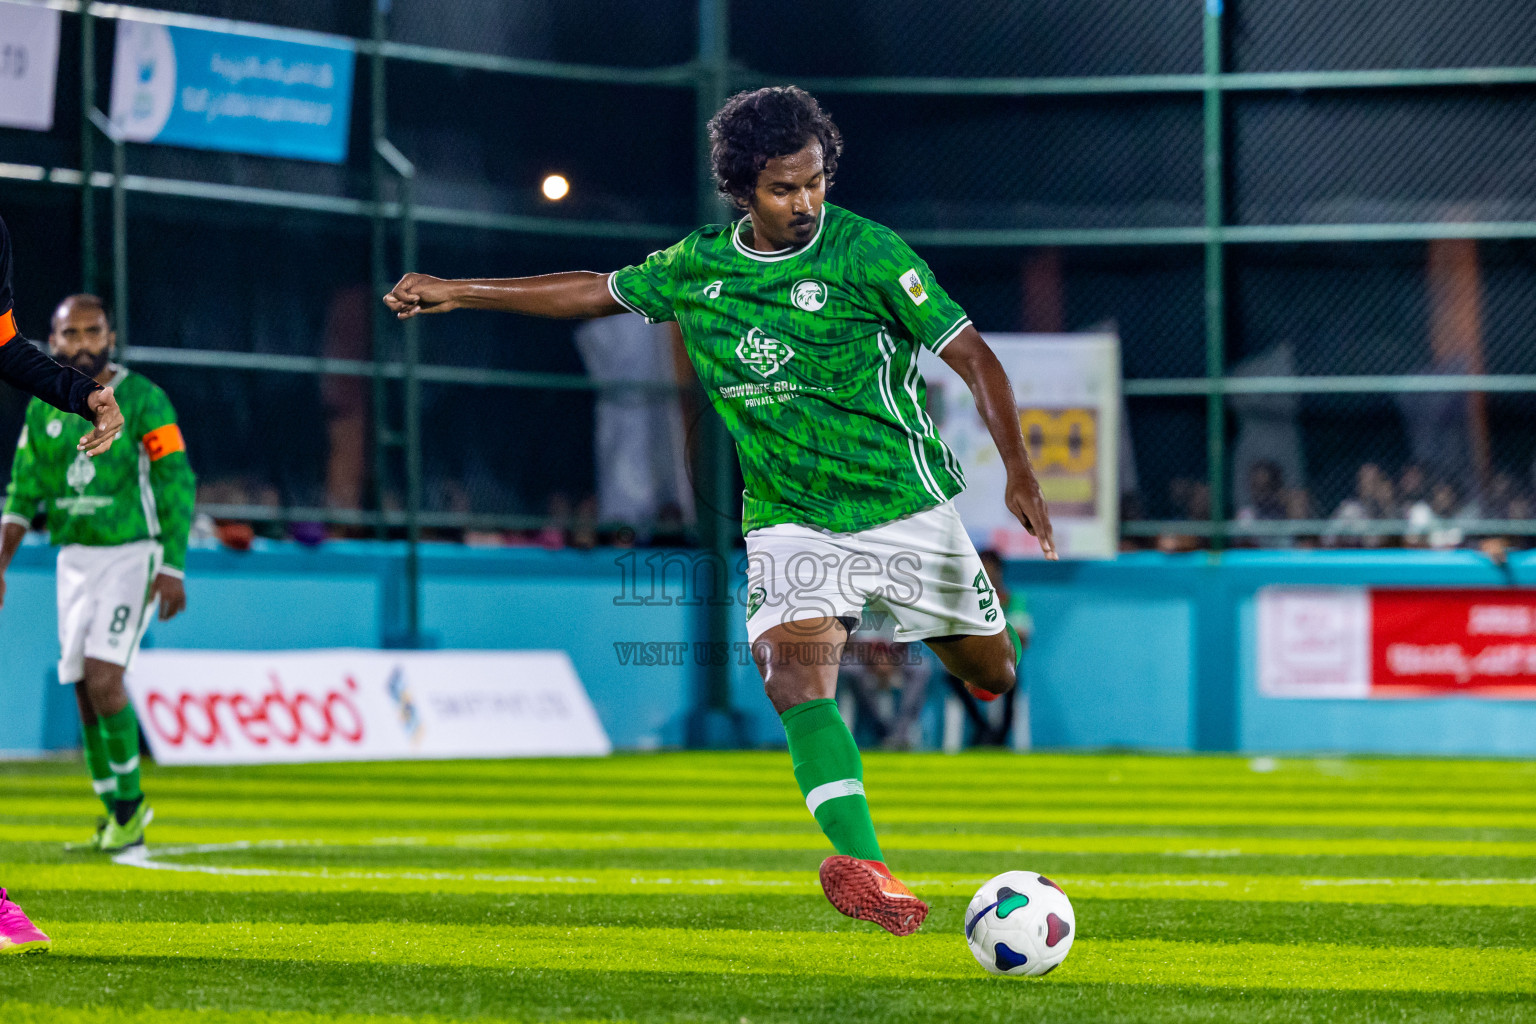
[110,840,803,888]
[110,838,1536,896]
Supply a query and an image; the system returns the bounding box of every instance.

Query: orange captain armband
[142,423,185,461]
[0,309,16,346]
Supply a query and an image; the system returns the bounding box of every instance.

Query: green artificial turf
[4,752,1536,1022]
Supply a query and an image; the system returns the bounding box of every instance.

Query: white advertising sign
[920,333,1121,559]
[1256,587,1372,699]
[0,2,61,131]
[126,649,612,764]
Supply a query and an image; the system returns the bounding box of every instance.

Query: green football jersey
[610,202,969,535]
[3,366,196,571]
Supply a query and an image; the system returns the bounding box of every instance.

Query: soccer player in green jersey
[385,86,1055,936]
[0,294,196,853]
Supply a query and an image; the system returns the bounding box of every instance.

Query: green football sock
[1006,621,1024,675]
[81,719,117,814]
[101,705,143,806]
[781,698,885,864]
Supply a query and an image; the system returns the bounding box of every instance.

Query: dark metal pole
[110,131,128,359]
[400,173,421,644]
[375,137,420,645]
[1202,0,1227,550]
[370,0,392,542]
[692,0,741,741]
[80,6,97,293]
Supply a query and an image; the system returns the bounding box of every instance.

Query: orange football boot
[818,856,929,936]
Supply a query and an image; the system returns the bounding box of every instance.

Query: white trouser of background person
[744,500,1003,644]
[574,315,694,529]
[56,539,162,684]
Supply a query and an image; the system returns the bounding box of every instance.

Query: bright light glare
[541,174,570,201]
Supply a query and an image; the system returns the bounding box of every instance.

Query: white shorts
[56,540,162,683]
[744,500,1004,643]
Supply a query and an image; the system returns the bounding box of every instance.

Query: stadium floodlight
[541,174,570,201]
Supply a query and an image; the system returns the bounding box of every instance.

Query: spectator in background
[1157,477,1211,552]
[321,285,371,526]
[1405,480,1469,550]
[1237,461,1289,522]
[1397,463,1429,514]
[573,316,693,543]
[838,611,933,751]
[1327,463,1397,548]
[1236,461,1300,549]
[1478,473,1533,563]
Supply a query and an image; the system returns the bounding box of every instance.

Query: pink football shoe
[0,889,51,954]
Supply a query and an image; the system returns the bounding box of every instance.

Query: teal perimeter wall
[4,542,1536,757]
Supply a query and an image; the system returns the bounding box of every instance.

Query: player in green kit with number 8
[385,87,1055,936]
[0,294,196,854]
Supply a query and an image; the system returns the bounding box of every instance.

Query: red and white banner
[125,650,612,764]
[1259,587,1536,699]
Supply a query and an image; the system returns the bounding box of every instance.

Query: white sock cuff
[91,778,119,795]
[109,755,139,775]
[805,778,865,816]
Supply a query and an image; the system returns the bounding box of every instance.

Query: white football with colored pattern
[964,870,1075,976]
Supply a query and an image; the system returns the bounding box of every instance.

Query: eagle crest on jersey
[791,279,828,312]
[736,327,796,378]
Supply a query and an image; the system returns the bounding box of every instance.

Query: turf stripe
[10,824,1536,859]
[11,859,1536,907]
[13,798,1536,829]
[20,774,1536,808]
[31,922,1536,993]
[0,1004,545,1024]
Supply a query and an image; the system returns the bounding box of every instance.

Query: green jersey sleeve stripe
[137,447,160,541]
[606,272,652,320]
[903,346,966,487]
[876,331,947,504]
[929,315,972,355]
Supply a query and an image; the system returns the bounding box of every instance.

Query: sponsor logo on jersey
[791,279,828,312]
[736,327,795,378]
[899,268,928,306]
[747,587,766,619]
[704,280,723,299]
[45,419,64,438]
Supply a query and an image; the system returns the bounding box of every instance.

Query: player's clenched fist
[384,274,461,319]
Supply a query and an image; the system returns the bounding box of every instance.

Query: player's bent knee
[762,664,834,714]
[970,659,1017,697]
[82,662,131,716]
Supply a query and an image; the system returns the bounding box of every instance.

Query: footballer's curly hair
[708,86,842,209]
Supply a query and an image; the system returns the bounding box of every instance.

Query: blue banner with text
[109,19,354,164]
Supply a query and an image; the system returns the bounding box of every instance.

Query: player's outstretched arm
[939,325,1058,560]
[383,271,625,321]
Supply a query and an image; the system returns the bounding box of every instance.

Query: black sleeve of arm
[0,336,102,418]
[0,214,101,418]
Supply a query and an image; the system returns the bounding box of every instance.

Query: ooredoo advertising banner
[1258,587,1536,699]
[108,18,354,163]
[125,650,612,764]
[0,2,61,131]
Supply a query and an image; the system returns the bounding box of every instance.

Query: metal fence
[4,0,1536,611]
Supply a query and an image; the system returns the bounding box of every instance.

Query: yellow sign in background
[1020,407,1098,514]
